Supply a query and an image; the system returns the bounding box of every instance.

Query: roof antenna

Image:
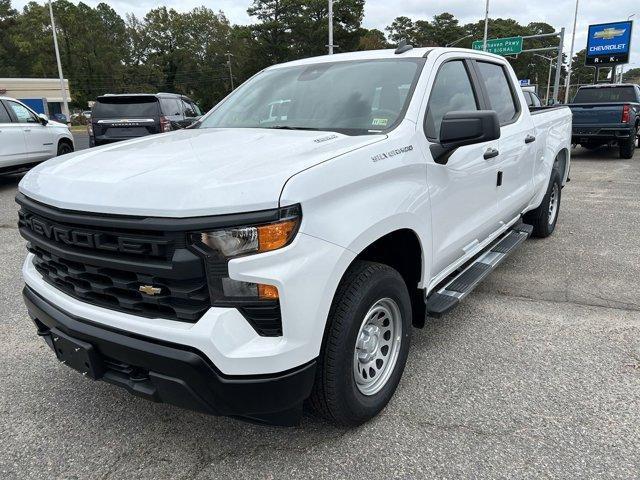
[395,38,413,54]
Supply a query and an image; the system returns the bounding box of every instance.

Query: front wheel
[57,141,74,156]
[524,167,562,238]
[307,261,412,426]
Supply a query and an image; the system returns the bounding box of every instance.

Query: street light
[535,54,556,104]
[446,34,472,47]
[483,0,489,51]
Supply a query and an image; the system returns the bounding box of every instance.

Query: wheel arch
[342,228,427,328]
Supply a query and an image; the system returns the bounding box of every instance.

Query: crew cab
[0,96,74,175]
[17,47,571,426]
[569,83,640,158]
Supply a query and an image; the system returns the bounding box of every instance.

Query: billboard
[585,21,633,66]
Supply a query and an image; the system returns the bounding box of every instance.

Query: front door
[6,100,54,162]
[418,57,501,277]
[0,101,28,169]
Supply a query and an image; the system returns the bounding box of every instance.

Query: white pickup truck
[17,47,571,426]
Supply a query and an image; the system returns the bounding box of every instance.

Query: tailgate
[569,104,623,126]
[94,118,159,139]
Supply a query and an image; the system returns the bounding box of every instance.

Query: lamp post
[446,34,472,47]
[535,54,555,104]
[328,0,334,54]
[48,0,69,123]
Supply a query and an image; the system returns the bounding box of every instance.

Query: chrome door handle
[525,135,536,144]
[483,148,499,160]
[23,128,31,132]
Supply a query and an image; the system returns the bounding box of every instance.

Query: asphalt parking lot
[0,146,639,479]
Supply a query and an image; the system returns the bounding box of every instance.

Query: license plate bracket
[50,328,105,380]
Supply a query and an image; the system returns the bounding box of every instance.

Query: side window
[0,102,12,123]
[476,62,518,124]
[523,92,532,107]
[425,60,479,139]
[182,99,196,118]
[8,101,38,123]
[160,98,181,116]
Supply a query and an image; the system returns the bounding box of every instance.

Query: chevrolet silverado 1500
[17,47,572,426]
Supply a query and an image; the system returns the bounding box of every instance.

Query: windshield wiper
[265,125,323,131]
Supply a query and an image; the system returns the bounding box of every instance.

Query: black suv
[88,93,202,147]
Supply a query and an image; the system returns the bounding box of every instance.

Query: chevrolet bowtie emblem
[139,285,162,296]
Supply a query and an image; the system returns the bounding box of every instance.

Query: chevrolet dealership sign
[585,21,633,65]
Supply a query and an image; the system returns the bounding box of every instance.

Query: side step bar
[426,222,534,317]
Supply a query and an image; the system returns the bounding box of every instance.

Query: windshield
[92,97,160,118]
[198,58,424,135]
[572,87,637,103]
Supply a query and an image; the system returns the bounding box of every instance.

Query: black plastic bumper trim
[23,286,316,425]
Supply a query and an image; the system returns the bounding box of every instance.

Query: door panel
[6,100,54,162]
[474,61,535,223]
[0,102,28,168]
[424,141,501,275]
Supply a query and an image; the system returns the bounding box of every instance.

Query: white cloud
[11,0,640,70]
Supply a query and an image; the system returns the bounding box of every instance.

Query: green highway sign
[472,36,523,56]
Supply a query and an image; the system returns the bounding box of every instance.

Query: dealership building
[0,78,71,119]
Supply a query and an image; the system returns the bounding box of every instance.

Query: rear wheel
[307,261,412,426]
[524,167,562,238]
[57,141,73,156]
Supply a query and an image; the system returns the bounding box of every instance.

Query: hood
[19,128,384,217]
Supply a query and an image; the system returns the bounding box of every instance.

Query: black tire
[619,127,636,159]
[57,141,74,156]
[524,167,562,238]
[307,261,412,426]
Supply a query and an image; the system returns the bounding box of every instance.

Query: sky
[11,0,640,72]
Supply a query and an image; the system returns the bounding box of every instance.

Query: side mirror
[38,113,49,125]
[430,110,501,165]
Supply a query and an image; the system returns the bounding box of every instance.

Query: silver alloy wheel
[353,298,402,396]
[548,183,559,226]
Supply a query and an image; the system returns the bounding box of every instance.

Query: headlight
[191,206,301,258]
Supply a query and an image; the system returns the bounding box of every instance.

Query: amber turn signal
[258,284,279,300]
[258,220,298,253]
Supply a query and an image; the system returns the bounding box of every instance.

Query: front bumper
[24,286,316,425]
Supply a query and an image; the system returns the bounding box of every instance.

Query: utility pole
[483,0,489,51]
[328,0,334,54]
[48,0,69,123]
[225,52,234,90]
[564,0,579,103]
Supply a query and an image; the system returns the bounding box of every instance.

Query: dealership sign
[585,21,633,65]
[472,36,523,56]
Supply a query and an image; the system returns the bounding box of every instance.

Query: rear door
[0,100,28,169]
[474,60,536,224]
[419,56,501,276]
[5,99,55,162]
[91,96,161,143]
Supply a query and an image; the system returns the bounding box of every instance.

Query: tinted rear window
[92,97,160,118]
[572,87,637,103]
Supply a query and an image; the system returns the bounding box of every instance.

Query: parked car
[88,92,202,147]
[17,47,571,427]
[0,96,74,175]
[569,83,640,158]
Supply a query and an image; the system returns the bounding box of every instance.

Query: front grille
[30,246,209,321]
[18,197,211,323]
